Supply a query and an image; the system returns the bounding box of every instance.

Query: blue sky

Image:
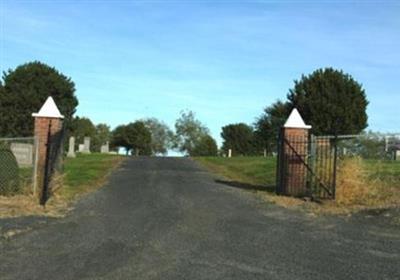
[1,1,400,147]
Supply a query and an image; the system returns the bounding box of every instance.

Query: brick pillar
[283,127,309,196]
[279,108,312,197]
[32,97,64,199]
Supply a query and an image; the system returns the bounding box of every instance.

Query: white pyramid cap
[32,96,64,119]
[284,108,311,129]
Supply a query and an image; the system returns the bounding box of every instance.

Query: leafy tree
[111,121,152,156]
[255,68,368,153]
[126,121,152,156]
[221,123,256,156]
[191,134,218,156]
[141,118,174,155]
[92,123,111,152]
[287,68,368,135]
[174,110,209,156]
[254,100,291,154]
[69,117,96,150]
[0,61,78,137]
[111,125,130,155]
[0,82,5,135]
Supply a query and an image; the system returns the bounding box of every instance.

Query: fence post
[279,109,312,196]
[32,97,64,204]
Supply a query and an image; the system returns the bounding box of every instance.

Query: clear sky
[1,0,399,147]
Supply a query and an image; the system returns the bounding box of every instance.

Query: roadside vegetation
[60,153,123,201]
[195,156,276,186]
[0,153,123,218]
[195,156,400,215]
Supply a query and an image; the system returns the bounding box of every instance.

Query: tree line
[0,61,218,156]
[0,61,369,157]
[221,68,368,156]
[58,111,218,156]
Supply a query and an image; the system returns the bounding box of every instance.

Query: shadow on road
[215,179,276,193]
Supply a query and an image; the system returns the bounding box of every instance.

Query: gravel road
[0,157,399,279]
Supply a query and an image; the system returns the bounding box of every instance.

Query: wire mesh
[0,137,38,196]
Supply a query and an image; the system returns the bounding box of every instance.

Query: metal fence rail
[0,137,38,196]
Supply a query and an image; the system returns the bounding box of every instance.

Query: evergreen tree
[287,68,368,135]
[0,61,78,137]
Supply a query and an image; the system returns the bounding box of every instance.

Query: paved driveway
[0,157,399,279]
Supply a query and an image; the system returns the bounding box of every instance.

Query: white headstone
[228,149,232,158]
[67,136,76,158]
[78,144,85,152]
[82,137,91,154]
[100,141,109,154]
[396,150,400,161]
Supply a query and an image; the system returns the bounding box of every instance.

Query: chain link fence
[336,133,400,160]
[0,137,38,196]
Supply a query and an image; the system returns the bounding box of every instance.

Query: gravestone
[67,137,76,158]
[10,143,33,167]
[100,141,109,154]
[82,137,91,154]
[396,150,400,161]
[228,149,232,158]
[78,144,85,153]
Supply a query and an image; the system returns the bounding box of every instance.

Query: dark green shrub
[0,146,20,195]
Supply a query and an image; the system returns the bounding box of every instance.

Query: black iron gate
[276,132,338,199]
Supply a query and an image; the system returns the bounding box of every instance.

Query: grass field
[0,153,124,218]
[365,159,400,182]
[195,156,276,187]
[61,153,124,201]
[195,156,400,213]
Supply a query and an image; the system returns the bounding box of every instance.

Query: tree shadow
[215,179,276,193]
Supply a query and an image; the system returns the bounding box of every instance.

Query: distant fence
[0,137,38,196]
[336,134,400,160]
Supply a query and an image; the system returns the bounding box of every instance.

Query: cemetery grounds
[0,141,123,218]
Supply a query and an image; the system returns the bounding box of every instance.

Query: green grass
[195,156,400,212]
[61,153,123,200]
[195,156,276,186]
[196,156,400,190]
[364,160,400,186]
[18,167,34,193]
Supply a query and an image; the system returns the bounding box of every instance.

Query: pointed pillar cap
[32,96,64,119]
[284,108,311,129]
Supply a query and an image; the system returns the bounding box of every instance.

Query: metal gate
[276,132,338,199]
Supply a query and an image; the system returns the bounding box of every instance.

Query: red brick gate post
[32,97,64,200]
[281,109,312,196]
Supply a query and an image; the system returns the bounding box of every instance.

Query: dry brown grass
[256,157,400,216]
[336,157,399,208]
[0,194,69,218]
